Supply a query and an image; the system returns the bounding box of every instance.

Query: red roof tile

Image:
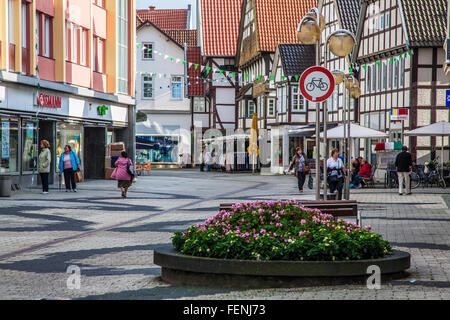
[201,0,242,56]
[255,0,317,52]
[165,29,198,47]
[187,47,205,96]
[137,7,188,30]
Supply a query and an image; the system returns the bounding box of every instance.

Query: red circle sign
[299,66,335,103]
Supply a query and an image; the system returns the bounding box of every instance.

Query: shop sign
[446,90,450,107]
[35,93,62,108]
[390,108,408,121]
[97,105,109,116]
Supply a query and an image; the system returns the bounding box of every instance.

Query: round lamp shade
[297,19,321,45]
[349,86,361,99]
[305,12,325,32]
[332,71,345,85]
[345,77,359,89]
[329,33,355,57]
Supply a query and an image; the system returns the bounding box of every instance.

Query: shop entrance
[84,127,106,179]
[38,120,55,184]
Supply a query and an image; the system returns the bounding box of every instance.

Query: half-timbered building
[197,0,242,132]
[354,0,449,166]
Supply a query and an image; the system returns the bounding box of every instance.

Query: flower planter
[154,247,410,288]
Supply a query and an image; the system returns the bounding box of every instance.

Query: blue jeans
[352,174,362,186]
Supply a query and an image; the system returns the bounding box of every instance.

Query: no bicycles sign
[299,66,335,103]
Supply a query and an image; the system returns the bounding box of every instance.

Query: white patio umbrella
[319,123,389,139]
[404,121,450,175]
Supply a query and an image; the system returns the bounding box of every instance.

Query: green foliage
[172,200,392,261]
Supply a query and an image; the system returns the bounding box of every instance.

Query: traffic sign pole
[299,66,335,200]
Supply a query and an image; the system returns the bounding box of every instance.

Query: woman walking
[288,147,308,193]
[111,151,134,198]
[327,149,346,200]
[58,145,80,192]
[38,140,51,194]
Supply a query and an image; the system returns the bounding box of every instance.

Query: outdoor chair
[362,164,376,188]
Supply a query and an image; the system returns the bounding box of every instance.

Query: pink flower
[300,219,307,224]
[260,228,267,233]
[299,231,304,236]
[258,209,264,214]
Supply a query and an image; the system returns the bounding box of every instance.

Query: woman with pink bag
[111,151,134,198]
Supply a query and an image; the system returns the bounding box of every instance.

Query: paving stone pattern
[0,170,449,300]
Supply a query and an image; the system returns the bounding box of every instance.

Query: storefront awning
[288,124,338,137]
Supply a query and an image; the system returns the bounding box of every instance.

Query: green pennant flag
[195,64,199,70]
[171,57,174,61]
[219,69,224,75]
[35,65,39,72]
[271,75,275,80]
[245,74,249,80]
[408,50,411,56]
[232,72,236,78]
[137,44,142,48]
[182,60,186,65]
[390,57,394,62]
[37,83,40,90]
[282,75,286,81]
[362,65,366,70]
[258,75,262,81]
[376,61,380,67]
[349,68,353,74]
[294,75,299,81]
[206,67,211,74]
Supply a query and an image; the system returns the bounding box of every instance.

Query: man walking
[395,146,413,195]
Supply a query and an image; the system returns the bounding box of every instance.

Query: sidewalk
[0,171,449,299]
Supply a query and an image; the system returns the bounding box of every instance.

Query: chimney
[149,6,156,11]
[186,4,192,29]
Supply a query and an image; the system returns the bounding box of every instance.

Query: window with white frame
[80,28,87,66]
[142,75,154,99]
[377,62,382,90]
[248,100,255,117]
[394,59,399,88]
[142,43,153,60]
[267,98,275,117]
[291,86,306,112]
[400,57,405,87]
[71,24,78,63]
[386,13,390,28]
[171,76,183,99]
[372,64,376,92]
[388,60,393,89]
[333,86,339,111]
[366,66,372,93]
[383,61,387,90]
[193,97,205,112]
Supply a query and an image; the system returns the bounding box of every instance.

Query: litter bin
[0,175,12,197]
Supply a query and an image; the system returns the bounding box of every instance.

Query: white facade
[136,22,191,165]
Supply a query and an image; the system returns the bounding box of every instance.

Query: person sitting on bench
[350,158,371,188]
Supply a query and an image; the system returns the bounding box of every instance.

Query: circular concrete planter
[154,247,410,288]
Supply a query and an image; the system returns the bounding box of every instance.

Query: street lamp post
[298,9,357,200]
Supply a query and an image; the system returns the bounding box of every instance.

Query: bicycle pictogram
[306,77,329,92]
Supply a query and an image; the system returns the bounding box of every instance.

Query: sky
[135,0,197,28]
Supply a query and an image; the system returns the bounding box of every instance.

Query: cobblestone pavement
[0,170,449,300]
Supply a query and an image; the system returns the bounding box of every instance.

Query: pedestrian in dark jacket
[288,147,308,193]
[395,146,413,195]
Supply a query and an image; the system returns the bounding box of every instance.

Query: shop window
[0,118,19,173]
[136,135,179,164]
[22,120,38,172]
[56,123,82,172]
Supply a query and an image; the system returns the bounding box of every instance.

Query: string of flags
[137,43,414,84]
[136,43,303,85]
[361,50,412,71]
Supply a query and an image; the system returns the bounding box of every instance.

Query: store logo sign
[97,105,108,116]
[36,93,62,108]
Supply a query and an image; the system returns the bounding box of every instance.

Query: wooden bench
[219,200,361,226]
